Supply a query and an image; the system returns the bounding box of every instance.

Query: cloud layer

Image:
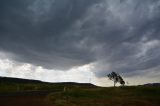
[0,0,160,84]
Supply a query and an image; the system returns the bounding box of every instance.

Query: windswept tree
[107,72,125,87]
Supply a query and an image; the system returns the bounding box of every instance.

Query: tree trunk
[114,81,115,87]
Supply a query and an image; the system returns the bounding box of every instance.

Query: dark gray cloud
[0,0,99,69]
[0,0,160,78]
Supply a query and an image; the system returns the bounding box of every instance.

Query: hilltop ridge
[0,76,96,87]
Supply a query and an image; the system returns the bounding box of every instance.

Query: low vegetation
[46,86,160,106]
[0,77,160,106]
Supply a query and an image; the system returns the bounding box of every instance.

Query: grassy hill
[0,76,96,93]
[0,77,160,106]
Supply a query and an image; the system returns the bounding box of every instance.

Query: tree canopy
[107,72,125,87]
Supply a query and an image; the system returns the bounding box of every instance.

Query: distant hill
[0,76,96,88]
[143,83,160,87]
[0,76,43,84]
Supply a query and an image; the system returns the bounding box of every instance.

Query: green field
[0,82,160,106]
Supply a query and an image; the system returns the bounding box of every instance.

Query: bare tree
[107,72,125,87]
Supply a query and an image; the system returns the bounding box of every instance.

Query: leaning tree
[107,71,125,87]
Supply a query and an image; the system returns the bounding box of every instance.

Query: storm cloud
[0,0,160,82]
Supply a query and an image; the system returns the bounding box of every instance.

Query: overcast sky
[0,0,160,86]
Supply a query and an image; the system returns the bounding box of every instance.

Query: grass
[47,86,160,106]
[0,82,160,106]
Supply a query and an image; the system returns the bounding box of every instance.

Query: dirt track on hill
[0,91,52,106]
[0,95,51,106]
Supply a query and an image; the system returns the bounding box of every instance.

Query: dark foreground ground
[0,77,160,106]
